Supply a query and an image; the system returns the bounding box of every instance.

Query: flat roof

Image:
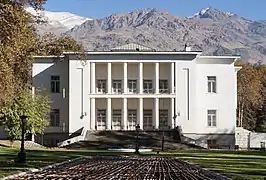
[62,51,202,55]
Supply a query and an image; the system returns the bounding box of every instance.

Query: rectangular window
[112,109,122,130]
[159,110,168,129]
[143,110,153,130]
[51,76,60,93]
[97,79,106,93]
[207,110,217,127]
[128,80,137,93]
[207,76,217,93]
[50,109,60,127]
[143,80,153,94]
[97,109,106,130]
[128,110,137,130]
[112,80,122,94]
[159,80,169,93]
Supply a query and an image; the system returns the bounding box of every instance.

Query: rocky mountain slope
[34,7,266,63]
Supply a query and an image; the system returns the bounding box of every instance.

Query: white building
[32,43,241,148]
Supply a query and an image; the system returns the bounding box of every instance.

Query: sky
[44,0,266,20]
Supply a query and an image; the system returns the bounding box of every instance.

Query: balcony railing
[94,87,175,94]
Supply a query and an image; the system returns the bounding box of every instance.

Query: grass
[161,150,266,180]
[0,147,132,178]
[0,147,266,180]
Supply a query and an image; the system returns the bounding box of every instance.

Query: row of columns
[90,62,176,94]
[88,62,178,130]
[89,97,176,130]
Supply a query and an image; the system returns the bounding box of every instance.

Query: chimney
[184,44,191,52]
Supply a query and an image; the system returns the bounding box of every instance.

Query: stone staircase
[64,129,204,150]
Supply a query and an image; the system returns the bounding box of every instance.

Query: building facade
[32,44,241,147]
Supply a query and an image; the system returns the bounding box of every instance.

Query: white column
[171,98,175,129]
[87,62,91,94]
[171,62,175,94]
[123,98,127,130]
[154,98,159,129]
[155,62,159,94]
[87,98,91,129]
[107,98,112,130]
[90,98,95,130]
[175,62,178,126]
[138,98,143,129]
[91,63,96,93]
[124,62,128,94]
[108,62,112,94]
[87,63,91,130]
[139,63,143,94]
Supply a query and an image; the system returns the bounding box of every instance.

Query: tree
[0,0,46,106]
[237,63,262,130]
[253,65,266,132]
[36,33,83,56]
[0,88,50,143]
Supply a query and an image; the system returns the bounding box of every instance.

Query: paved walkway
[9,156,228,180]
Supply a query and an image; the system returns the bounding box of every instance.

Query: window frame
[97,79,107,93]
[207,76,217,93]
[97,109,106,130]
[112,80,122,94]
[207,109,217,127]
[143,109,153,130]
[128,109,137,130]
[159,109,168,129]
[50,109,60,127]
[143,80,153,94]
[50,75,60,93]
[128,80,137,93]
[159,79,169,93]
[112,109,122,130]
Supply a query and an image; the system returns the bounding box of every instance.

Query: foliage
[237,62,266,132]
[237,63,262,129]
[0,89,50,141]
[0,1,83,107]
[36,33,83,56]
[0,0,46,106]
[0,1,83,140]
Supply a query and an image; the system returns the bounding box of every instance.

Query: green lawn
[165,150,266,180]
[1,147,265,180]
[0,147,131,178]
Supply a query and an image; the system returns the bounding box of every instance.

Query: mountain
[25,7,92,34]
[31,7,266,63]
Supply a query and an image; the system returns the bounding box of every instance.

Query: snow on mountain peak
[194,8,210,16]
[25,7,92,29]
[187,7,235,19]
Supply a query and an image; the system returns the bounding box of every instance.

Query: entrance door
[143,110,153,130]
[97,109,106,130]
[128,110,137,130]
[112,110,121,130]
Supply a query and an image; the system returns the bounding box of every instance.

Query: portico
[89,61,177,130]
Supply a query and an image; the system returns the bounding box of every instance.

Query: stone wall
[235,127,250,149]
